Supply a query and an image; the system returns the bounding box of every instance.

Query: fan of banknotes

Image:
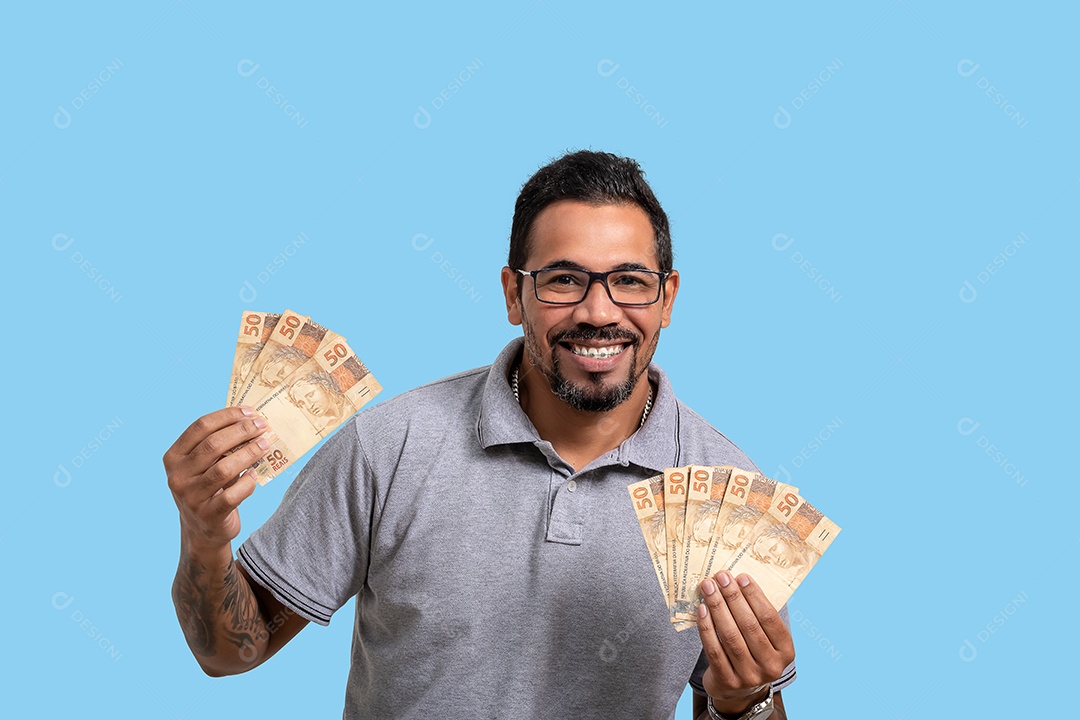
[628,467,841,631]
[226,309,382,485]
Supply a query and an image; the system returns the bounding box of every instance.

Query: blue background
[5,2,1075,717]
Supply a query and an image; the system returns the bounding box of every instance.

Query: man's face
[501,200,679,412]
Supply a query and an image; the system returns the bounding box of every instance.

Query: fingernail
[241,407,254,416]
[253,416,267,429]
[702,579,716,596]
[737,574,750,588]
[717,572,731,588]
[256,436,270,450]
[697,603,708,618]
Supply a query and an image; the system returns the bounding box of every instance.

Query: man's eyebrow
[540,260,654,271]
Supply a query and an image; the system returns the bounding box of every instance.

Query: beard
[523,321,657,413]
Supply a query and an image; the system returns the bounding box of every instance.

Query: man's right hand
[164,406,270,549]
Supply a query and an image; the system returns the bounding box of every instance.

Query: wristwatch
[706,684,774,720]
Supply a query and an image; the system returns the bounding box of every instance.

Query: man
[165,150,796,719]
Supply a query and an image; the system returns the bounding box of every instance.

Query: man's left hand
[696,571,794,714]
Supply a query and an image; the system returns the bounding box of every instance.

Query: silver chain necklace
[511,365,654,429]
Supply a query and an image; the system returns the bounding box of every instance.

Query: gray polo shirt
[238,338,796,719]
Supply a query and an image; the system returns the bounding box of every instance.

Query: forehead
[525,200,657,269]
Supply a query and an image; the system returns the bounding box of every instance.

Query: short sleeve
[688,603,798,696]
[237,418,373,626]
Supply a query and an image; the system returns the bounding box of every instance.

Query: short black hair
[508,150,672,275]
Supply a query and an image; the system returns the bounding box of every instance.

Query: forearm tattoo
[172,547,217,657]
[221,559,265,657]
[173,551,266,661]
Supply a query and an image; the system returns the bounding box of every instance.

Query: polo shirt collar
[477,338,681,474]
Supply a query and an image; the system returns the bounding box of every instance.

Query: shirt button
[567,480,578,493]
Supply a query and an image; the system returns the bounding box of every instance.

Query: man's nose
[572,278,621,325]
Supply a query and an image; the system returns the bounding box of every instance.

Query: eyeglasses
[515,267,669,306]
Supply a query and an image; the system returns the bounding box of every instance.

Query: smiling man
[165,150,796,720]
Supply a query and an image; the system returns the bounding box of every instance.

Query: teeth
[569,344,625,359]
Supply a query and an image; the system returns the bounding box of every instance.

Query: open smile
[564,343,629,359]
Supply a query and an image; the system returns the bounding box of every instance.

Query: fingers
[696,574,743,689]
[204,469,259,520]
[697,572,795,697]
[189,414,269,470]
[737,575,795,658]
[699,569,751,677]
[168,407,257,458]
[165,407,270,508]
[189,434,271,505]
[713,573,777,665]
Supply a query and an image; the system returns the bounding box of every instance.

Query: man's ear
[659,269,679,328]
[501,267,523,326]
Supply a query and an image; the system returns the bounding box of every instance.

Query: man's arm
[165,407,309,676]
[693,571,796,718]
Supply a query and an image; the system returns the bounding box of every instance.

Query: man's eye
[613,274,647,287]
[548,273,583,286]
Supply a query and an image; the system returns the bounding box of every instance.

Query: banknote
[233,309,334,409]
[669,468,712,621]
[663,466,690,619]
[672,465,731,622]
[228,311,282,406]
[724,484,841,609]
[247,334,382,484]
[629,475,669,608]
[627,465,834,631]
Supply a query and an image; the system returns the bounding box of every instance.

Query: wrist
[180,530,234,562]
[707,684,771,718]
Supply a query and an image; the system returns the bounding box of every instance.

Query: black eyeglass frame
[514,267,671,307]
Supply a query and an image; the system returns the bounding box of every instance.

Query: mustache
[552,325,640,345]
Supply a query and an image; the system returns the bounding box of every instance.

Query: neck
[514,358,653,472]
